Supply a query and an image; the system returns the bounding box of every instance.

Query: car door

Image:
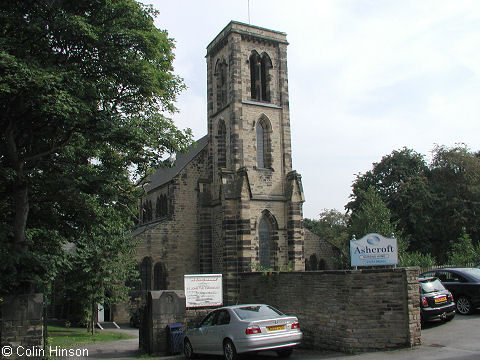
[208,309,231,351]
[436,270,463,298]
[192,310,218,353]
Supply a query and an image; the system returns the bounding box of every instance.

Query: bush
[400,251,437,268]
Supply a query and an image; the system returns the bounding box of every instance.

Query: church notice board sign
[184,274,223,308]
[350,233,398,267]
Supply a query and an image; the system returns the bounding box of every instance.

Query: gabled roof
[145,135,209,192]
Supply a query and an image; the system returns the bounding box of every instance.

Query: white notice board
[184,274,223,308]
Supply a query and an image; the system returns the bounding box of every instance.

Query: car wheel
[456,296,473,315]
[223,339,238,360]
[184,338,196,360]
[276,348,293,358]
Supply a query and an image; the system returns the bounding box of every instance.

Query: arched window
[250,51,272,102]
[141,203,147,223]
[162,194,168,216]
[140,257,152,291]
[215,59,228,109]
[155,196,161,218]
[144,200,152,222]
[256,117,272,169]
[217,120,227,169]
[319,259,327,270]
[259,217,270,268]
[153,262,167,290]
[308,254,318,271]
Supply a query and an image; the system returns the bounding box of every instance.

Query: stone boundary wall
[239,268,421,352]
[0,294,43,360]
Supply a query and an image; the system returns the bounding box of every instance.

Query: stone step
[96,321,120,329]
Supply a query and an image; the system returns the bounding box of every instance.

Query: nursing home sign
[350,233,398,267]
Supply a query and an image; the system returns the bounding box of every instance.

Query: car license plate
[435,296,447,303]
[267,325,285,332]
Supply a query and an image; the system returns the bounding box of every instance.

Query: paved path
[56,328,141,360]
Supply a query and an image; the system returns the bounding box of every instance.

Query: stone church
[121,21,340,320]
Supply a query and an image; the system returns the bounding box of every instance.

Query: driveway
[64,313,480,359]
[203,311,480,360]
[286,311,480,360]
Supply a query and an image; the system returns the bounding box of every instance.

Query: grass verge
[47,325,136,349]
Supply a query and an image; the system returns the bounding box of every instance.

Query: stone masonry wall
[239,268,421,353]
[303,229,342,270]
[0,294,43,360]
[134,146,209,291]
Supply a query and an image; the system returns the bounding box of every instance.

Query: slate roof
[145,135,209,192]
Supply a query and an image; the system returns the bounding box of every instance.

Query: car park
[183,304,302,360]
[421,268,480,315]
[418,276,455,324]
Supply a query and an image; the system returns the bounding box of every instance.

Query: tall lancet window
[215,59,228,109]
[256,121,265,168]
[217,119,227,169]
[256,117,271,169]
[140,257,152,291]
[259,217,270,268]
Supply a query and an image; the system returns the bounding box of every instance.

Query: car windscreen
[461,268,480,282]
[233,305,285,320]
[419,278,446,293]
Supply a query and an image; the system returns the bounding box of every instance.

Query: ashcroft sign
[184,274,223,308]
[350,233,398,267]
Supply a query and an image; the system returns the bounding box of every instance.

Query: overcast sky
[145,0,480,219]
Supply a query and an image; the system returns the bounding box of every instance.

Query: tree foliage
[304,209,349,249]
[304,209,349,268]
[348,145,480,263]
[0,0,192,297]
[447,229,480,266]
[349,187,397,239]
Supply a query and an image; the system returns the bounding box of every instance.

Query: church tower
[203,21,305,303]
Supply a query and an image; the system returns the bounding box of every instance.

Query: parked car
[418,276,455,324]
[421,268,480,315]
[183,304,302,360]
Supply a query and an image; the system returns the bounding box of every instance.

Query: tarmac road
[63,311,480,359]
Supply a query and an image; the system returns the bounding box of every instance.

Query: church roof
[145,135,209,192]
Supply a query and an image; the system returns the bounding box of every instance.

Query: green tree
[447,229,480,266]
[349,187,397,238]
[62,203,138,334]
[347,147,432,254]
[429,145,480,262]
[304,209,349,268]
[0,0,192,293]
[348,186,409,264]
[347,145,480,262]
[304,209,349,249]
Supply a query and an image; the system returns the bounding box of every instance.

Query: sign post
[350,233,398,267]
[184,274,223,308]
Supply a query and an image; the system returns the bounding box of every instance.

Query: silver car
[183,304,302,360]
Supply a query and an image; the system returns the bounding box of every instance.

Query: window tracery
[249,51,272,102]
